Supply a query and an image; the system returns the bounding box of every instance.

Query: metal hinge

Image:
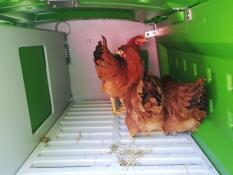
[145,24,158,38]
[64,42,71,64]
[185,8,192,21]
[172,7,192,22]
[45,0,80,8]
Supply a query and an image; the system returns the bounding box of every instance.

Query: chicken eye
[139,38,144,42]
[120,50,124,54]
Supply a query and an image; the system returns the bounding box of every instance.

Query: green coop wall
[158,0,233,175]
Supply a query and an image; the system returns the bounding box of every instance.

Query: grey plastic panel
[0,25,71,175]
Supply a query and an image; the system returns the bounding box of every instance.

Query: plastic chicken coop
[0,0,232,175]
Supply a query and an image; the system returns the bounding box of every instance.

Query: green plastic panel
[36,8,135,22]
[0,0,205,25]
[19,46,52,133]
[158,0,233,174]
[158,44,169,76]
[168,11,185,24]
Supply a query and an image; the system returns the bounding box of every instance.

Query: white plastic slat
[17,100,218,175]
[39,146,112,156]
[69,107,112,111]
[65,113,114,118]
[72,104,112,108]
[60,126,113,132]
[119,131,175,137]
[39,145,194,157]
[57,132,113,139]
[121,153,204,166]
[47,139,113,147]
[20,165,213,175]
[67,111,113,115]
[120,137,191,145]
[32,156,112,167]
[60,120,114,126]
[118,145,194,154]
[63,116,113,121]
[73,100,110,104]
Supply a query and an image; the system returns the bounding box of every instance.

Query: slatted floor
[17,100,219,175]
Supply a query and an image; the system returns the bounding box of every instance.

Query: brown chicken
[162,76,207,134]
[124,75,207,136]
[114,35,147,111]
[93,35,146,115]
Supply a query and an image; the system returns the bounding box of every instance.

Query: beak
[139,34,148,42]
[142,37,148,42]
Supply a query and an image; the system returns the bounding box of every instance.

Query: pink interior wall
[37,20,159,100]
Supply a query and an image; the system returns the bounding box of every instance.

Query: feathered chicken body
[93,35,146,114]
[116,35,147,80]
[162,76,207,134]
[124,76,164,136]
[124,75,207,136]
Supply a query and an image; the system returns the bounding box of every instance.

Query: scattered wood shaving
[110,141,146,175]
[40,136,50,143]
[111,144,119,153]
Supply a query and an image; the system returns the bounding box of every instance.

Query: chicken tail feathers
[101,35,107,48]
[188,79,208,113]
[162,76,207,120]
[93,41,103,63]
[93,35,109,63]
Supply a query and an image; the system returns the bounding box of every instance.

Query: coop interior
[0,0,232,175]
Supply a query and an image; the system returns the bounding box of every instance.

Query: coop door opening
[19,46,52,133]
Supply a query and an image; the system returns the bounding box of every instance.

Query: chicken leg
[110,97,126,116]
[117,98,126,113]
